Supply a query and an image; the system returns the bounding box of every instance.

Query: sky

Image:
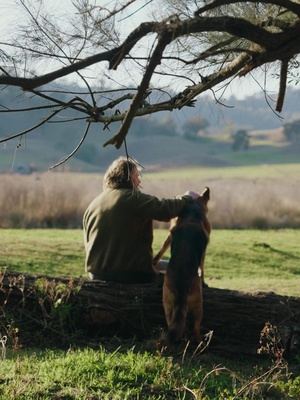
[0,0,287,101]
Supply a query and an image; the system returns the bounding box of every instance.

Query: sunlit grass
[1,345,296,400]
[1,229,300,399]
[1,228,299,297]
[157,228,300,297]
[1,229,85,277]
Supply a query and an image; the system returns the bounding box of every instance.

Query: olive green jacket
[83,188,192,283]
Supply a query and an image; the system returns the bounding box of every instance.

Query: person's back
[83,156,198,283]
[83,187,155,283]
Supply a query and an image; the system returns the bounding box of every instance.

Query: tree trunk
[0,270,299,356]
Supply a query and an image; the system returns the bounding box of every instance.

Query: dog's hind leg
[163,276,187,344]
[192,306,202,342]
[167,306,188,344]
[188,278,203,342]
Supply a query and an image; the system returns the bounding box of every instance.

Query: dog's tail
[167,305,187,344]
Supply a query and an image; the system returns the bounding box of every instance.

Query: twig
[48,121,91,171]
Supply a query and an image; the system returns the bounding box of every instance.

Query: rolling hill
[1,85,300,173]
[1,124,298,174]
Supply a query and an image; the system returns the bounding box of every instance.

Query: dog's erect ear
[201,187,210,203]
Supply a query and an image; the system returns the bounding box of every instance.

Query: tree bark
[0,270,299,356]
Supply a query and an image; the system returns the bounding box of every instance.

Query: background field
[1,163,300,230]
[1,163,300,295]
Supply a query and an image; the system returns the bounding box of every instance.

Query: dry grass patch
[1,166,300,229]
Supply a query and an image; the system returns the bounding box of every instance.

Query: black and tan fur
[153,187,211,344]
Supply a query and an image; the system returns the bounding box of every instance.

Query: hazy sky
[0,0,283,100]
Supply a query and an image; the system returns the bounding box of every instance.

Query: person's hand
[184,190,200,200]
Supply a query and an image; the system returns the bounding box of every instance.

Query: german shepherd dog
[153,187,211,344]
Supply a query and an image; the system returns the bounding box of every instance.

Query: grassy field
[1,228,300,398]
[1,160,300,399]
[1,345,298,400]
[1,228,300,399]
[1,228,299,297]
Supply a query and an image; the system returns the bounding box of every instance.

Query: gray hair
[103,157,138,190]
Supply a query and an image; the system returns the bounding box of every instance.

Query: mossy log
[0,270,299,356]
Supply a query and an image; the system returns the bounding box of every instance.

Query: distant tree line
[283,120,300,143]
[231,129,250,151]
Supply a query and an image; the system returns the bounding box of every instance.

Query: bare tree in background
[0,0,299,164]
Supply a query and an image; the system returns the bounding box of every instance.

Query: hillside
[1,124,299,173]
[1,85,300,173]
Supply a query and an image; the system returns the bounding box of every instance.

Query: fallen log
[0,270,299,356]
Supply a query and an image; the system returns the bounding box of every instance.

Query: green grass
[1,229,84,277]
[1,229,300,399]
[1,229,299,297]
[206,229,300,297]
[0,344,298,399]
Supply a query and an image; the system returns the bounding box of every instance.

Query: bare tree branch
[0,97,86,145]
[48,121,91,171]
[0,0,300,154]
[195,0,300,17]
[104,29,174,148]
[276,58,289,112]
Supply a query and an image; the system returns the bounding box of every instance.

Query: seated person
[83,156,199,283]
